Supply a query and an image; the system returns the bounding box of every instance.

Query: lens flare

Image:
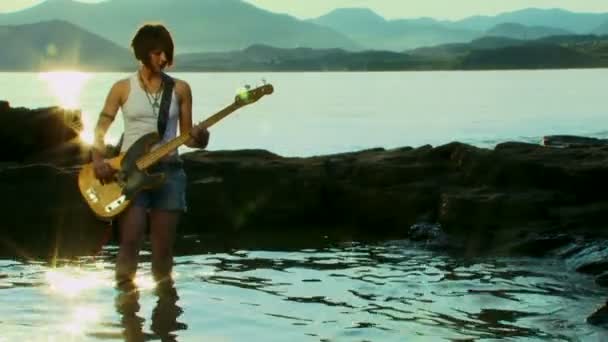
[78,110,96,145]
[38,71,91,110]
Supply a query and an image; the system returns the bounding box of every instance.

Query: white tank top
[120,72,180,159]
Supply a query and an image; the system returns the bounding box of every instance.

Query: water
[2,70,608,340]
[0,241,606,341]
[1,69,607,157]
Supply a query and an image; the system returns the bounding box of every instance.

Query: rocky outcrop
[0,101,89,165]
[2,102,608,263]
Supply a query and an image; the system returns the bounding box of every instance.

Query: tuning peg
[260,78,267,85]
[244,84,251,90]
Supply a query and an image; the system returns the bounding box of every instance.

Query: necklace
[139,71,163,117]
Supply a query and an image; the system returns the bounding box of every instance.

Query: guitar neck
[136,102,240,170]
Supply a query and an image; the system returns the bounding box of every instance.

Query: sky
[2,0,608,20]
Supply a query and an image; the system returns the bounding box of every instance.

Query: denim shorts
[132,163,187,212]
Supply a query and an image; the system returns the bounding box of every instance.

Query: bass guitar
[78,83,274,220]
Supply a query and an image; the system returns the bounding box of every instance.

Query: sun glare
[79,112,96,145]
[38,71,91,110]
[45,267,112,298]
[62,305,102,336]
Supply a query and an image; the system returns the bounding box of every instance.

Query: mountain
[453,8,608,33]
[176,35,608,72]
[485,23,572,40]
[0,0,360,52]
[592,20,608,35]
[176,44,442,71]
[311,8,480,51]
[0,20,133,71]
[0,21,606,71]
[461,44,597,69]
[310,7,608,51]
[410,34,608,69]
[408,37,525,59]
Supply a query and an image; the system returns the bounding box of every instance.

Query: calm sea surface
[1,70,607,340]
[2,69,607,156]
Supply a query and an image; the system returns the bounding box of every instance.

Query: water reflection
[115,280,187,341]
[0,241,606,340]
[176,242,607,340]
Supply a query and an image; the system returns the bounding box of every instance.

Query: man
[92,24,209,286]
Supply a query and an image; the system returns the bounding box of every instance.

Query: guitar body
[78,133,166,221]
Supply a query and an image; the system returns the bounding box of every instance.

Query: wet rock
[507,234,575,257]
[5,104,608,258]
[576,261,608,275]
[564,241,608,275]
[409,222,444,241]
[595,272,608,287]
[587,302,608,326]
[0,101,89,164]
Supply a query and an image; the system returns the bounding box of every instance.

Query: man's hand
[189,126,210,149]
[92,157,117,184]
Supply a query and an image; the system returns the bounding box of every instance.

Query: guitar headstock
[234,83,274,107]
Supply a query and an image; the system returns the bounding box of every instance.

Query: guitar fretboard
[136,102,240,170]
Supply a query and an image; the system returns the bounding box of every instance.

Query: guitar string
[137,104,237,168]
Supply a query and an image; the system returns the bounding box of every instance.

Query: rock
[0,164,107,259]
[577,261,608,275]
[408,222,453,250]
[4,104,608,258]
[0,102,90,164]
[565,241,608,275]
[595,272,608,287]
[587,302,608,326]
[409,222,444,241]
[506,234,574,257]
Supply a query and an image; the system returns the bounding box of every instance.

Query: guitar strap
[157,72,175,137]
[113,72,175,154]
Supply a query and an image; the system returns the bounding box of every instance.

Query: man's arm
[92,81,124,161]
[178,80,209,149]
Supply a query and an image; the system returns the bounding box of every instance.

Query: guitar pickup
[105,195,126,213]
[85,188,99,203]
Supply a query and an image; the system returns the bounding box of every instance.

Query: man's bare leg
[116,206,147,286]
[149,210,179,284]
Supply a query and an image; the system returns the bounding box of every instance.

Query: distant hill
[310,8,480,51]
[461,44,597,69]
[592,20,608,35]
[1,17,607,72]
[408,37,525,59]
[175,44,440,71]
[0,0,360,52]
[0,20,133,71]
[485,23,572,40]
[452,8,608,33]
[174,35,608,71]
[309,7,608,51]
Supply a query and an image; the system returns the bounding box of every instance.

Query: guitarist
[91,24,209,288]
